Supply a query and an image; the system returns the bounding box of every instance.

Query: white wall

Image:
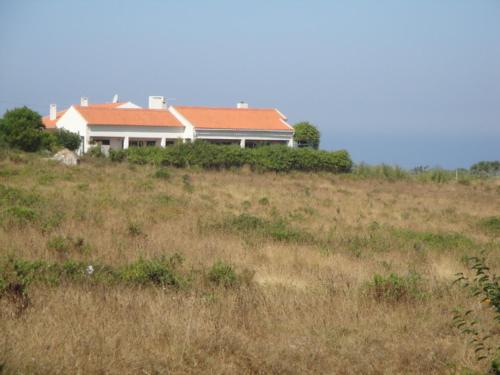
[56,106,89,153]
[168,106,196,141]
[88,125,185,149]
[195,129,294,146]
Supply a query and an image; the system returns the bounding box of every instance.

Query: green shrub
[478,216,500,237]
[111,141,352,173]
[391,228,475,251]
[0,184,38,207]
[367,272,426,302]
[47,235,68,253]
[221,213,315,244]
[454,255,500,369]
[54,129,81,151]
[87,145,105,158]
[120,255,184,287]
[153,167,170,180]
[109,149,127,162]
[0,107,45,152]
[208,261,237,287]
[47,235,89,254]
[258,197,270,206]
[2,206,37,225]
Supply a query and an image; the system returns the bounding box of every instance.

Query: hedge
[109,141,352,173]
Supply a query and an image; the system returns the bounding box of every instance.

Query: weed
[220,213,315,244]
[182,174,194,193]
[208,261,238,287]
[127,222,145,237]
[2,206,37,225]
[366,272,426,303]
[478,216,500,237]
[258,197,269,206]
[120,255,185,288]
[153,168,171,180]
[241,200,251,210]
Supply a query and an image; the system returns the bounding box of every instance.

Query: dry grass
[0,155,499,374]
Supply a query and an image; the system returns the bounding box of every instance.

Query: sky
[0,0,499,168]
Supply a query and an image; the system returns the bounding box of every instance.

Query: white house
[43,96,295,155]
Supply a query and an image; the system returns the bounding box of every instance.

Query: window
[146,141,156,147]
[129,140,141,147]
[101,140,110,146]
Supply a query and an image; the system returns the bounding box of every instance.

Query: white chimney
[49,104,57,121]
[148,96,167,110]
[112,94,119,103]
[80,97,89,107]
[237,101,249,109]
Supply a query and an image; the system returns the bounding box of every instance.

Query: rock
[51,149,79,166]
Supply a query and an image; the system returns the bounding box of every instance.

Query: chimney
[112,94,119,103]
[237,101,249,109]
[80,97,89,107]
[148,96,167,110]
[49,104,57,121]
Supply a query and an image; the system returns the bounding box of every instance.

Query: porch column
[160,138,166,148]
[240,138,246,149]
[123,136,129,149]
[287,138,294,148]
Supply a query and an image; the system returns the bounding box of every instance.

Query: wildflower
[86,265,94,275]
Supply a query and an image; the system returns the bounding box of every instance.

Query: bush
[0,107,45,152]
[55,129,81,151]
[153,168,170,180]
[293,121,320,149]
[119,255,184,287]
[110,141,352,173]
[454,254,500,370]
[87,145,105,158]
[109,149,127,162]
[208,261,238,287]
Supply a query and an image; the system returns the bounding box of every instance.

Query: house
[43,96,295,155]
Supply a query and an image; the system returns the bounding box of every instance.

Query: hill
[1,152,499,374]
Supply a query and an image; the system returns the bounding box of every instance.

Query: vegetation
[0,107,45,151]
[0,107,81,152]
[471,161,500,176]
[115,141,353,173]
[293,121,321,149]
[454,254,500,372]
[0,151,499,373]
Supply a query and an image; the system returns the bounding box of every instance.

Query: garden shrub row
[109,142,353,173]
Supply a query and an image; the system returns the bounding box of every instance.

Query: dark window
[146,141,156,147]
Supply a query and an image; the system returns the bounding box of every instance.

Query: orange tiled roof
[175,106,293,131]
[76,106,183,127]
[42,102,126,129]
[42,111,65,129]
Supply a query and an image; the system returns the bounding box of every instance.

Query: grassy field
[1,152,499,374]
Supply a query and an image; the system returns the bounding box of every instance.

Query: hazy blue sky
[1,0,499,168]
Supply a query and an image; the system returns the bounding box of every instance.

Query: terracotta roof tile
[76,107,183,127]
[42,102,126,129]
[175,106,293,131]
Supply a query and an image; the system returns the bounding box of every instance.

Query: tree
[293,122,320,149]
[55,129,81,151]
[0,107,45,152]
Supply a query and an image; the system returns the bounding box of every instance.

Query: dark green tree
[293,122,320,149]
[55,129,81,151]
[0,107,45,151]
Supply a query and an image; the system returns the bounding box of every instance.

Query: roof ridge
[75,106,167,112]
[174,105,276,111]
